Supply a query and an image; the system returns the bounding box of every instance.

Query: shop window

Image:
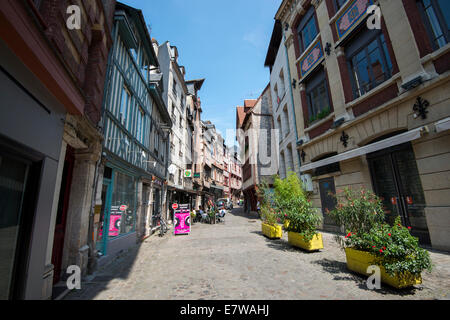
[305,68,332,124]
[297,7,319,53]
[110,171,136,237]
[417,0,450,50]
[346,28,393,99]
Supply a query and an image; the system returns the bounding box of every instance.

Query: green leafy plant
[271,172,321,241]
[317,107,331,120]
[327,187,385,247]
[344,217,432,277]
[328,187,432,276]
[260,206,279,227]
[283,197,322,242]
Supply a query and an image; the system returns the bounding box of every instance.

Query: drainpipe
[282,26,301,173]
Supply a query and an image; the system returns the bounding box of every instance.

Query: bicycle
[159,215,168,237]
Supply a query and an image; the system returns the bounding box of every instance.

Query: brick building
[276,0,450,250]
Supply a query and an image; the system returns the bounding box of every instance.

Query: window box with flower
[328,188,432,289]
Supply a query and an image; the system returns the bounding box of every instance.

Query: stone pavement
[64,207,450,300]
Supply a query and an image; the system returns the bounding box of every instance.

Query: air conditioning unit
[300,174,313,192]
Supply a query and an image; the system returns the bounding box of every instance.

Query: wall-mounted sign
[335,0,373,40]
[299,39,324,78]
[184,170,192,178]
[193,173,201,178]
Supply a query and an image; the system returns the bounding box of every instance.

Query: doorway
[319,177,339,232]
[51,146,74,284]
[367,142,430,244]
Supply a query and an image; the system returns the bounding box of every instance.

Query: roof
[244,99,257,108]
[264,20,283,69]
[186,79,206,91]
[116,2,159,68]
[236,106,246,129]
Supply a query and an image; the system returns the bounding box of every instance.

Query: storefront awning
[300,127,425,172]
[435,117,450,133]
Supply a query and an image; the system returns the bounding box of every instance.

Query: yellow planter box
[287,231,323,251]
[261,223,282,239]
[345,248,422,289]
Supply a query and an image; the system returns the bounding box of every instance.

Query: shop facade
[275,0,450,250]
[96,2,171,266]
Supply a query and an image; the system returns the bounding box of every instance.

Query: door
[51,146,74,284]
[96,179,112,256]
[141,184,150,235]
[0,148,40,299]
[368,142,430,244]
[319,178,339,232]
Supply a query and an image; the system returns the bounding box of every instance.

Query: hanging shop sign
[174,204,191,235]
[184,170,192,178]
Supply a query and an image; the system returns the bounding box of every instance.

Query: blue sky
[122,0,281,146]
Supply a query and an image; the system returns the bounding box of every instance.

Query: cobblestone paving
[65,207,450,300]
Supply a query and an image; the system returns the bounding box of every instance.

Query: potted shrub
[272,173,323,251]
[260,206,282,239]
[208,208,216,224]
[257,180,282,239]
[272,172,305,228]
[328,188,432,288]
[283,197,323,251]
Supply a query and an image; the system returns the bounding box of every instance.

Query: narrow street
[64,207,450,300]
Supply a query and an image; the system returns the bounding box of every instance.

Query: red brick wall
[309,119,334,139]
[434,51,450,74]
[351,83,399,117]
[35,0,115,124]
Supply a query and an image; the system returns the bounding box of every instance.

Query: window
[305,68,331,124]
[154,131,159,157]
[418,0,450,50]
[172,78,177,98]
[279,70,285,96]
[120,86,131,126]
[141,54,149,83]
[110,171,136,237]
[334,0,348,12]
[136,107,145,144]
[346,29,393,99]
[297,7,318,53]
[283,106,290,137]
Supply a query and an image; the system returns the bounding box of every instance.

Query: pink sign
[174,204,191,235]
[109,214,121,237]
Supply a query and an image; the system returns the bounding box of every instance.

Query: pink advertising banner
[174,204,191,235]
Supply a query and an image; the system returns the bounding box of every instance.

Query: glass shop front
[96,166,137,256]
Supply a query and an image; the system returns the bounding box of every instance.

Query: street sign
[172,203,178,210]
[184,170,192,178]
[119,205,127,211]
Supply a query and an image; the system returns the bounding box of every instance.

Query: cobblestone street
[64,207,450,300]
